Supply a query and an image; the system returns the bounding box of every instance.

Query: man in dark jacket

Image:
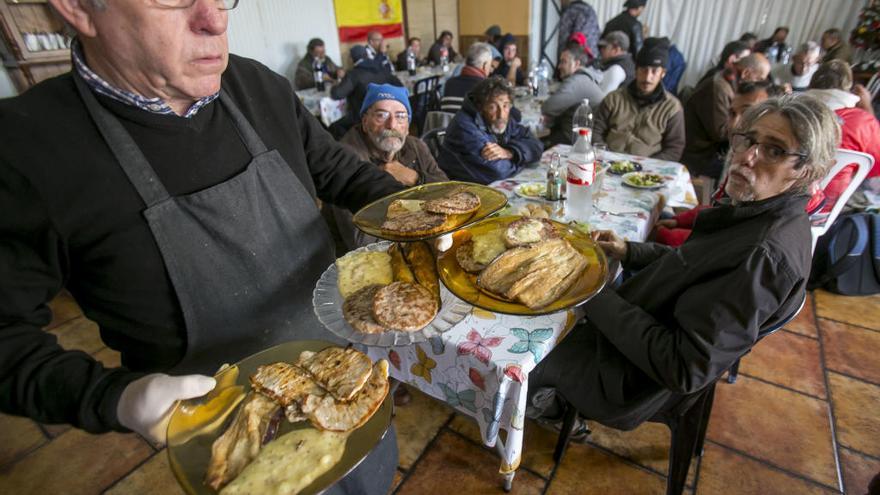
[395,37,423,71]
[441,42,495,113]
[294,37,344,90]
[331,84,448,249]
[439,77,543,184]
[493,34,526,86]
[1,0,401,493]
[330,45,404,133]
[527,94,840,431]
[598,30,635,93]
[753,26,790,64]
[427,30,459,66]
[602,0,646,58]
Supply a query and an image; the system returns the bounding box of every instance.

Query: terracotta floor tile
[706,376,838,488]
[48,317,104,355]
[0,429,152,494]
[587,421,697,486]
[738,329,826,398]
[547,441,666,494]
[840,448,880,495]
[821,319,880,385]
[696,444,838,495]
[392,385,453,470]
[447,414,559,477]
[814,290,880,331]
[828,372,880,457]
[0,414,46,468]
[46,290,83,330]
[396,430,545,494]
[104,451,184,495]
[785,292,818,338]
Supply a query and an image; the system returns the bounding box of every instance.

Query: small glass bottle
[313,58,325,92]
[546,152,564,201]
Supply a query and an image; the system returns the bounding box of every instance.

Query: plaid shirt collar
[71,38,218,118]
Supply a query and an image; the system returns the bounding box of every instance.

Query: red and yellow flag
[334,0,403,42]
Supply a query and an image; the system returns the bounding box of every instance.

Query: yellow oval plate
[437,216,608,316]
[166,340,392,495]
[352,181,508,242]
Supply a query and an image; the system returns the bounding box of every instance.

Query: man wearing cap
[485,25,503,50]
[542,44,605,145]
[330,45,403,134]
[328,84,448,249]
[598,30,635,93]
[557,0,601,61]
[493,35,525,86]
[682,53,770,178]
[592,38,685,161]
[602,0,646,59]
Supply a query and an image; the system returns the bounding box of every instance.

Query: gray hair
[810,60,853,91]
[466,42,494,69]
[735,94,840,194]
[797,41,821,60]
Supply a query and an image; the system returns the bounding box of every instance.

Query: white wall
[531,0,865,89]
[227,0,341,84]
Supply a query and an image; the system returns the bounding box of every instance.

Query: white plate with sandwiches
[166,340,392,495]
[313,241,472,347]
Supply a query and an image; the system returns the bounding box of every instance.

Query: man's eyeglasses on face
[730,133,806,165]
[370,110,409,123]
[153,0,239,10]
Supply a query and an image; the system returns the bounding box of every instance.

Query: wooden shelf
[0,0,69,91]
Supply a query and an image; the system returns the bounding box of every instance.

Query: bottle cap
[579,129,589,136]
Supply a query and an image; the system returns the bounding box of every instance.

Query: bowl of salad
[621,171,667,189]
[608,160,642,175]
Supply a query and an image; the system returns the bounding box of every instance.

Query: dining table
[362,145,698,490]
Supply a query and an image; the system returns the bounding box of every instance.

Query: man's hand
[381,160,419,186]
[481,143,514,161]
[117,373,216,445]
[591,229,628,260]
[322,72,333,82]
[655,218,678,229]
[853,84,875,115]
[511,57,522,69]
[336,68,346,79]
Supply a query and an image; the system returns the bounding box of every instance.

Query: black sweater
[0,55,402,432]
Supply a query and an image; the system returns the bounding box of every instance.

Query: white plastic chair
[810,149,874,252]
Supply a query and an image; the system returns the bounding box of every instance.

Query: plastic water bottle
[571,98,593,144]
[313,58,325,92]
[537,60,552,98]
[528,66,539,96]
[566,129,596,221]
[407,50,417,75]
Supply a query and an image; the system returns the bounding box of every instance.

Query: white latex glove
[117,373,216,445]
[435,233,453,252]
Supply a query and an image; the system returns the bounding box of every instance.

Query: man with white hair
[771,41,821,92]
[441,42,496,113]
[0,1,401,492]
[334,83,448,249]
[528,94,840,436]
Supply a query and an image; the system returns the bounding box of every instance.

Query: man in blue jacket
[439,77,543,184]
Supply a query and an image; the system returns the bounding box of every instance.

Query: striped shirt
[71,39,218,118]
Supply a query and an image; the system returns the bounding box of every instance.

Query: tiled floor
[1,290,879,494]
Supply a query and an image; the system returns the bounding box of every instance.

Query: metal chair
[409,75,441,136]
[422,110,456,135]
[420,127,446,163]
[810,149,874,253]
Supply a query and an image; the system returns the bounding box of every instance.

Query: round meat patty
[504,217,560,247]
[423,191,481,215]
[372,281,438,331]
[380,210,448,237]
[342,284,387,334]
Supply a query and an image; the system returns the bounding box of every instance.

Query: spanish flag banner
[334,0,403,42]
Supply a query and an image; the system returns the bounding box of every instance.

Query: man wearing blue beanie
[329,83,448,249]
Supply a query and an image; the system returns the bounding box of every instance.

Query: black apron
[73,75,396,494]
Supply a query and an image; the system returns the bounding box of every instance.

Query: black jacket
[602,11,643,58]
[330,58,404,122]
[427,41,458,66]
[0,55,404,432]
[532,193,812,429]
[440,73,484,113]
[601,53,636,88]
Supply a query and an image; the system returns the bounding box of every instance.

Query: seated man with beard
[439,77,543,184]
[329,84,448,250]
[527,94,839,433]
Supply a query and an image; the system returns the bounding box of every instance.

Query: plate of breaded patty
[437,216,609,315]
[313,241,472,347]
[352,181,508,242]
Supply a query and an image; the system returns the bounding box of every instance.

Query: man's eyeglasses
[730,133,806,165]
[153,0,239,10]
[370,110,409,123]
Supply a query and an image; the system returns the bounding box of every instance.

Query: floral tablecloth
[295,88,347,127]
[364,145,696,480]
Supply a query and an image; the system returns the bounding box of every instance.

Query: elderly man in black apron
[0,0,400,492]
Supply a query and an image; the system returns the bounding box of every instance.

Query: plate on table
[621,171,667,189]
[166,340,393,495]
[352,181,508,242]
[436,216,608,316]
[607,160,643,175]
[513,182,566,201]
[312,241,471,347]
